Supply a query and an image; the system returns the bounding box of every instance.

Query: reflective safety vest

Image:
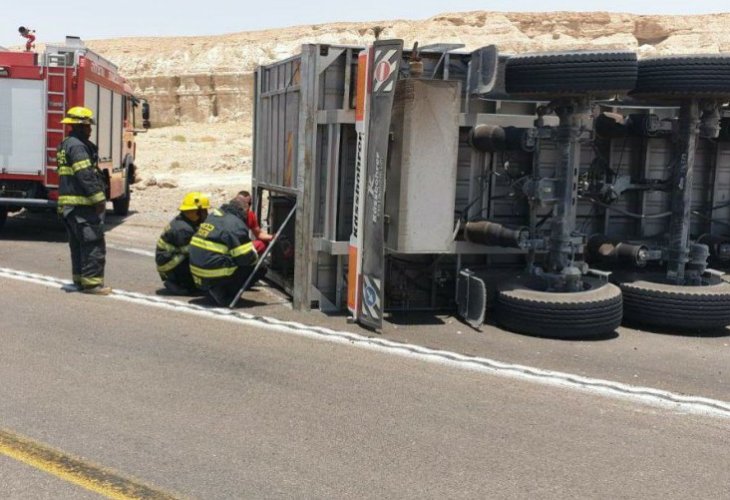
[57,133,106,209]
[188,206,258,286]
[156,214,198,274]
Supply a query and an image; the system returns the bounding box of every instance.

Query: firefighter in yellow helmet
[156,192,211,294]
[189,193,266,306]
[58,106,110,295]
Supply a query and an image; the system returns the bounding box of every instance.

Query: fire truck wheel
[0,208,7,232]
[112,174,131,216]
[496,276,623,339]
[505,51,638,97]
[632,55,730,98]
[617,273,730,331]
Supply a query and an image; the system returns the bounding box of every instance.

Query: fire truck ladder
[44,53,68,189]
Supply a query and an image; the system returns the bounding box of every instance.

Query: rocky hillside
[82,11,730,125]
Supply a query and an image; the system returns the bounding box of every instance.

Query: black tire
[633,55,730,98]
[505,51,638,97]
[618,273,730,330]
[0,208,7,232]
[112,170,131,216]
[496,276,623,339]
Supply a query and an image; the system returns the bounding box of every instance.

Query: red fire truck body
[0,37,148,227]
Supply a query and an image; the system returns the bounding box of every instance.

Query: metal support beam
[547,99,589,283]
[637,136,651,238]
[709,140,724,236]
[666,100,700,284]
[293,45,319,310]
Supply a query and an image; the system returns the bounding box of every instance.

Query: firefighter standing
[189,193,265,306]
[156,192,210,294]
[58,106,110,295]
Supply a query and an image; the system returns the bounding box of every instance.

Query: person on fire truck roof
[18,26,35,52]
[188,193,267,306]
[58,106,111,295]
[155,192,211,295]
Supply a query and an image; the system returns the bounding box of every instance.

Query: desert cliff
[83,11,730,125]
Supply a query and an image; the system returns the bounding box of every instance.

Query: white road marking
[107,243,155,258]
[2,266,730,420]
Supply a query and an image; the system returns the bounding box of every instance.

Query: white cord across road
[2,266,730,420]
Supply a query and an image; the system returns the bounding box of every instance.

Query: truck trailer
[252,42,730,336]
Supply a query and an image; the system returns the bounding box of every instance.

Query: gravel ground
[129,122,253,228]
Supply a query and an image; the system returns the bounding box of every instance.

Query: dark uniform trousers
[159,258,196,291]
[203,263,268,303]
[189,205,264,306]
[63,206,106,288]
[156,214,199,292]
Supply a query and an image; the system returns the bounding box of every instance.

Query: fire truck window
[112,93,123,169]
[98,87,113,161]
[84,81,99,145]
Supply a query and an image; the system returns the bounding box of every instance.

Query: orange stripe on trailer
[355,52,368,124]
[347,243,360,314]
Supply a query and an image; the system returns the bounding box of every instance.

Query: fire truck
[0,36,149,230]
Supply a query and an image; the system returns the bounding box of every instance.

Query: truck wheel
[112,171,131,216]
[618,273,730,331]
[505,51,638,97]
[633,55,730,98]
[496,276,623,339]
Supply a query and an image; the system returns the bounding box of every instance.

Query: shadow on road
[1,212,66,242]
[623,321,730,338]
[0,210,137,243]
[187,296,270,309]
[388,312,447,327]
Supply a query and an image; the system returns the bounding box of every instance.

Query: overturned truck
[251,41,730,337]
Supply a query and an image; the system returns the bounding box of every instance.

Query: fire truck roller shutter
[97,87,113,162]
[0,79,45,174]
[84,81,99,145]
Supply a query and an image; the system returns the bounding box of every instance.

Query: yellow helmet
[179,192,211,211]
[61,106,95,125]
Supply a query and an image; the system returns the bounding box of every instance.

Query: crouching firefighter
[156,192,210,294]
[58,106,110,295]
[189,194,267,306]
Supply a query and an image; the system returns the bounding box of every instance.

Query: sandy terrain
[128,122,253,228]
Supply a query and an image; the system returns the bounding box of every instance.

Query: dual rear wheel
[496,52,730,337]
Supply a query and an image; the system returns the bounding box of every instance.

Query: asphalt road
[1,213,729,498]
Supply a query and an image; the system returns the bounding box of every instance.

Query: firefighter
[156,192,210,294]
[189,193,266,306]
[18,26,35,52]
[58,106,110,295]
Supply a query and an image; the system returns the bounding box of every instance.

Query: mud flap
[456,269,487,329]
[357,39,404,330]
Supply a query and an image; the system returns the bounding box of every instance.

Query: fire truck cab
[0,36,149,230]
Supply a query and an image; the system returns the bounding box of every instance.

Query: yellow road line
[0,428,179,499]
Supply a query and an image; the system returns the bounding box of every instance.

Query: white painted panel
[386,80,460,253]
[112,93,122,169]
[0,79,45,174]
[84,81,99,145]
[97,87,112,161]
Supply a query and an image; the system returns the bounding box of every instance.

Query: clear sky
[1,0,727,48]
